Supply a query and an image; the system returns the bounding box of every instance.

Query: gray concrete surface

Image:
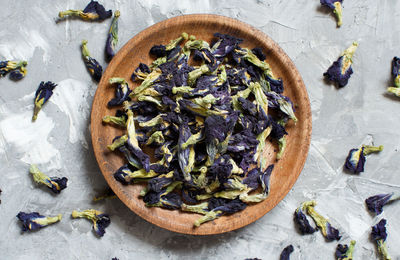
[0,0,399,259]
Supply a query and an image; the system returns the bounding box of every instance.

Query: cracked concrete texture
[0,0,399,259]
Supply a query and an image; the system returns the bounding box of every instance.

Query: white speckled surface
[0,1,400,259]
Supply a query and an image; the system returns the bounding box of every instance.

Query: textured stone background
[0,0,399,259]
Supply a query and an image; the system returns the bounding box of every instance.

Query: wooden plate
[91,14,311,235]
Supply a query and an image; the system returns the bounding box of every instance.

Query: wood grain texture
[90,14,312,235]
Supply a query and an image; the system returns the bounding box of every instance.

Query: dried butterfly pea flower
[154,140,175,167]
[58,0,112,21]
[345,147,365,173]
[204,114,236,166]
[193,198,247,226]
[71,209,110,237]
[29,164,68,194]
[212,166,265,201]
[150,45,167,58]
[142,181,182,209]
[32,81,57,122]
[181,201,209,214]
[148,33,188,66]
[272,119,289,160]
[178,121,196,182]
[239,165,273,203]
[137,95,163,108]
[17,212,62,231]
[146,131,165,146]
[166,46,182,62]
[208,155,235,185]
[265,91,297,122]
[344,145,383,174]
[9,66,27,81]
[251,47,266,61]
[186,39,217,70]
[387,57,400,96]
[102,115,126,127]
[235,48,272,74]
[320,0,343,27]
[166,33,189,51]
[131,63,151,81]
[113,164,134,184]
[365,192,400,215]
[391,57,400,88]
[147,171,174,193]
[251,82,269,116]
[108,77,131,106]
[294,202,317,234]
[255,123,272,170]
[264,74,284,94]
[336,240,356,260]
[212,33,243,59]
[187,64,211,86]
[105,10,120,60]
[324,42,358,88]
[81,40,103,82]
[303,200,341,241]
[125,105,150,172]
[107,135,128,151]
[0,60,27,79]
[280,245,294,260]
[132,69,162,95]
[114,165,161,184]
[242,168,261,190]
[371,219,391,260]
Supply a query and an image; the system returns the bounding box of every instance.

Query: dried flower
[9,66,27,81]
[336,240,356,260]
[102,115,126,127]
[81,39,103,81]
[142,181,183,210]
[17,212,62,231]
[303,200,341,241]
[58,1,112,21]
[29,164,67,194]
[344,145,383,174]
[108,77,131,106]
[365,193,400,215]
[71,209,110,237]
[193,198,247,227]
[320,0,343,27]
[124,105,150,172]
[294,202,317,234]
[324,42,358,88]
[371,219,391,260]
[32,81,57,122]
[239,164,274,203]
[251,47,266,61]
[280,245,294,260]
[387,57,400,97]
[114,165,160,184]
[0,60,27,78]
[105,10,120,60]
